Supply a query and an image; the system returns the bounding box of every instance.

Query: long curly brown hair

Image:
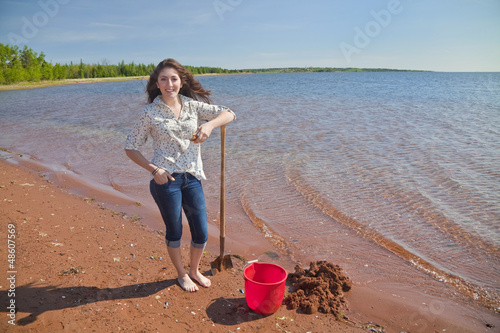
[146,59,212,104]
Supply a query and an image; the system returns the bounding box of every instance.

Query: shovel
[211,125,233,275]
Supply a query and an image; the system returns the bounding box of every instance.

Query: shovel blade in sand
[210,237,233,275]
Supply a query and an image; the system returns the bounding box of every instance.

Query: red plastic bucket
[243,262,288,315]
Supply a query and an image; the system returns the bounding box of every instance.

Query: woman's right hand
[153,168,175,185]
[124,150,176,184]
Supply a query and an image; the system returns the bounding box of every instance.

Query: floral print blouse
[125,94,235,180]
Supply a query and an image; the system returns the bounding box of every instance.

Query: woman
[124,59,235,292]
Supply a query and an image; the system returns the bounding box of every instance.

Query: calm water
[1,72,499,311]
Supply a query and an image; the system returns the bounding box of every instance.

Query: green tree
[78,60,86,79]
[41,60,53,80]
[4,57,26,83]
[52,63,67,80]
[20,45,42,81]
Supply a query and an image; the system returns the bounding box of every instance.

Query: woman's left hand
[191,110,235,143]
[193,123,214,143]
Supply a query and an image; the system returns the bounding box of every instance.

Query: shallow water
[1,72,499,311]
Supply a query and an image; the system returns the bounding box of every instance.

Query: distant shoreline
[0,73,255,91]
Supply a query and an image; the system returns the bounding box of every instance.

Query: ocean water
[1,72,499,312]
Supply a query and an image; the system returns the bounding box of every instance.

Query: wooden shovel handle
[220,125,226,257]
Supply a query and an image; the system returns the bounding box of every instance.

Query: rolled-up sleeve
[124,111,150,150]
[195,102,236,122]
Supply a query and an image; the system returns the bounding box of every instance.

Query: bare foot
[189,271,211,288]
[177,274,198,292]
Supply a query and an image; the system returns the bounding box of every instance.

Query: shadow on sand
[206,296,269,326]
[1,279,177,326]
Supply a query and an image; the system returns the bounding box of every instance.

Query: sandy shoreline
[0,159,365,332]
[1,159,498,332]
[0,77,151,91]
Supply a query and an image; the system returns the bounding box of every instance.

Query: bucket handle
[242,259,259,276]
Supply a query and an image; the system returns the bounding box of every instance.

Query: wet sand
[1,159,498,332]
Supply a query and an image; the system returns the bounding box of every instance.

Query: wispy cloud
[186,12,216,26]
[255,23,301,32]
[45,31,117,43]
[90,22,135,29]
[256,52,287,58]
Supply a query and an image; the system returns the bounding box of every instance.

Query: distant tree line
[185,65,233,75]
[0,44,237,85]
[0,44,153,84]
[233,67,424,73]
[1,43,423,85]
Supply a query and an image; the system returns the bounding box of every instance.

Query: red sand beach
[1,159,498,332]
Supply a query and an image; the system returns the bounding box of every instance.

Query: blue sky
[1,0,499,71]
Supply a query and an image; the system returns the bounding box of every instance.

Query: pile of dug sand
[284,261,352,319]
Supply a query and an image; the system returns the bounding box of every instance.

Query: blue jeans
[150,173,208,249]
